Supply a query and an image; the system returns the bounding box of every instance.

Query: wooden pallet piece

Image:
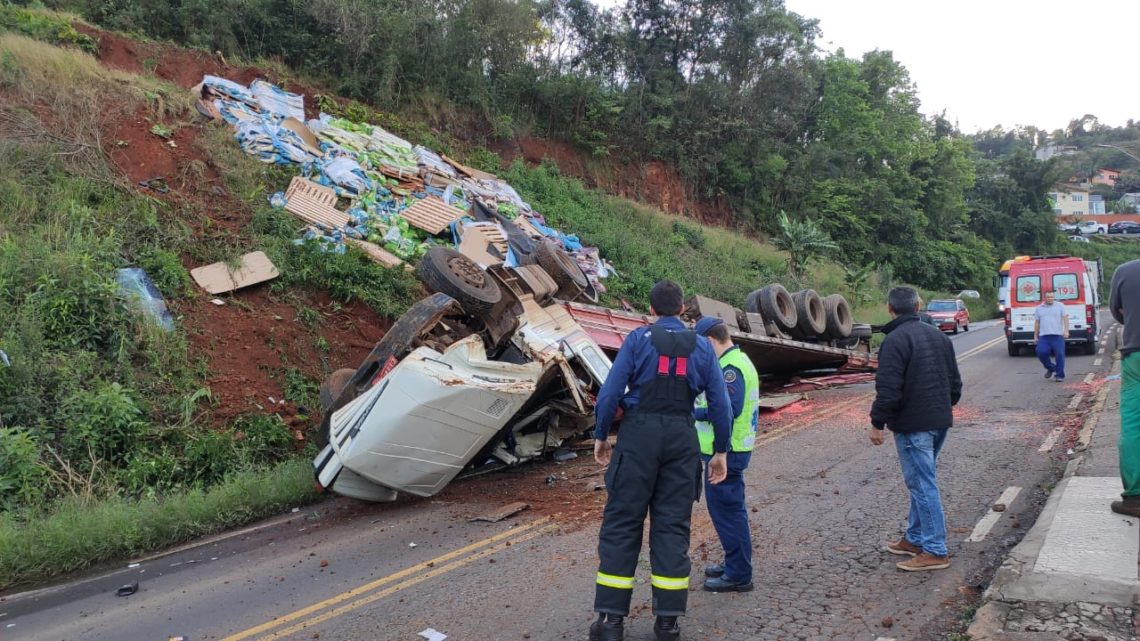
[284,177,351,229]
[400,196,465,235]
[462,221,509,256]
[346,238,404,268]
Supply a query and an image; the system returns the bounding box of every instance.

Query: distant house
[1090,194,1106,215]
[1123,193,1140,208]
[1092,167,1122,186]
[1048,184,1091,217]
[1036,144,1079,161]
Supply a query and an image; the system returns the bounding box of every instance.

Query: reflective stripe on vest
[695,347,760,455]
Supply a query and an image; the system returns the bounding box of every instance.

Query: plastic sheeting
[250,80,305,121]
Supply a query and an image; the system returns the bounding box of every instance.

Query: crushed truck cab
[313,246,612,502]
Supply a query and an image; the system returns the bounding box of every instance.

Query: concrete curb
[967,322,1132,640]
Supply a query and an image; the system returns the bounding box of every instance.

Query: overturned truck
[314,245,876,502]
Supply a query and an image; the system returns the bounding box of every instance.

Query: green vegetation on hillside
[37,0,1060,294]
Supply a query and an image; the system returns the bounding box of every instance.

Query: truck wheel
[750,285,797,332]
[418,247,502,315]
[822,294,854,339]
[1007,341,1018,357]
[790,289,827,338]
[533,240,589,289]
[1084,339,1097,355]
[320,368,356,414]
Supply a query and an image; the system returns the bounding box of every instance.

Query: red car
[926,299,970,334]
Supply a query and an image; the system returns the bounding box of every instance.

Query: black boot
[589,614,624,641]
[1112,496,1140,518]
[654,615,680,641]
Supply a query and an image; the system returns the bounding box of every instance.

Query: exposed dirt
[489,136,733,224]
[62,23,391,430]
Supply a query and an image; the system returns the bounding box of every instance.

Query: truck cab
[1004,255,1099,356]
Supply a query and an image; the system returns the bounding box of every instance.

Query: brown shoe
[896,553,950,572]
[884,538,922,557]
[1111,499,1140,518]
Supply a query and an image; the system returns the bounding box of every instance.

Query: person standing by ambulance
[1034,290,1069,382]
[590,280,733,641]
[692,317,760,593]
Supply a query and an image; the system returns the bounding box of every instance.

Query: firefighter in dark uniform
[589,280,733,641]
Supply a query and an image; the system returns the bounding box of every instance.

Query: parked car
[1109,221,1140,234]
[1068,235,1091,243]
[1069,220,1107,235]
[925,299,970,334]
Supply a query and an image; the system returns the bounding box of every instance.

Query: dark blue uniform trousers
[595,411,701,616]
[703,451,752,582]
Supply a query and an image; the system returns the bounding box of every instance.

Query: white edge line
[1094,358,1103,367]
[1099,348,1106,354]
[966,487,1022,543]
[1067,393,1084,410]
[1083,373,1095,384]
[874,638,897,641]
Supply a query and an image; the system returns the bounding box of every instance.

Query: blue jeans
[702,452,752,582]
[1036,335,1066,380]
[894,430,948,557]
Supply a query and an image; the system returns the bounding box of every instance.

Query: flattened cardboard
[281,117,323,157]
[191,251,279,294]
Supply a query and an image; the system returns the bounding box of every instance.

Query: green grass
[0,459,319,590]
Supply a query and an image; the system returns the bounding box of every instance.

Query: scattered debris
[881,616,894,628]
[418,629,447,641]
[128,562,140,568]
[470,501,530,523]
[586,481,606,492]
[116,268,175,331]
[409,542,417,548]
[137,176,170,193]
[115,581,139,597]
[1106,374,1121,381]
[993,503,1006,512]
[319,559,328,568]
[757,393,807,412]
[553,448,578,462]
[210,298,226,306]
[190,251,280,294]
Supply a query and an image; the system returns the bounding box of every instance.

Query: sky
[780,0,1140,133]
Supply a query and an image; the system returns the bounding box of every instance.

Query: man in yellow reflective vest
[693,317,759,592]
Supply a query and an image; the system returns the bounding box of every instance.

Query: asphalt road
[2,316,1117,641]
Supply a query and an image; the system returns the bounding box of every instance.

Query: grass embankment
[0,31,408,590]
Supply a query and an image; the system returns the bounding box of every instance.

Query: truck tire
[320,368,356,414]
[790,289,827,338]
[749,285,797,332]
[533,240,589,289]
[822,294,853,339]
[418,247,502,315]
[1007,340,1019,357]
[1084,338,1097,355]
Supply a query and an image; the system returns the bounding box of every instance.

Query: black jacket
[870,314,962,433]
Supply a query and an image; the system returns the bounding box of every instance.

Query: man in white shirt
[1034,290,1069,382]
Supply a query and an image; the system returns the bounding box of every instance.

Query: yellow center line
[955,334,1006,361]
[258,524,559,641]
[220,517,552,641]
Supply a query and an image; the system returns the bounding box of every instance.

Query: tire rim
[447,256,486,288]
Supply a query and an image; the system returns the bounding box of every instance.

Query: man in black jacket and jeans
[869,287,963,572]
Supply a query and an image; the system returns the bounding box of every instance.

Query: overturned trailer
[313,244,877,502]
[562,301,876,377]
